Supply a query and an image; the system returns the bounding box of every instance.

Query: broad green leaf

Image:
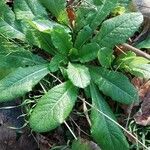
[51,26,73,55]
[98,47,113,68]
[48,54,68,72]
[72,138,101,150]
[90,83,129,150]
[94,13,143,48]
[89,67,139,104]
[90,0,117,29]
[79,43,100,63]
[0,2,25,40]
[74,25,93,49]
[0,64,49,102]
[67,63,91,88]
[29,81,77,132]
[116,51,150,79]
[14,0,48,20]
[38,0,68,22]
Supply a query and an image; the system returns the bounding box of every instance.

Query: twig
[82,98,92,126]
[64,121,77,140]
[122,43,150,60]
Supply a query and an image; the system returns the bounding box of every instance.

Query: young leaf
[89,67,139,104]
[75,6,96,31]
[90,0,117,29]
[51,26,73,55]
[116,52,150,79]
[29,81,78,132]
[25,19,58,55]
[79,43,100,63]
[67,63,91,88]
[14,0,48,20]
[98,47,113,68]
[90,83,129,150]
[94,13,143,48]
[0,2,25,40]
[74,25,93,49]
[0,64,49,102]
[48,54,67,72]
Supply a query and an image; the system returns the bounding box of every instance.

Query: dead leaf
[132,78,150,101]
[66,6,76,28]
[134,89,150,126]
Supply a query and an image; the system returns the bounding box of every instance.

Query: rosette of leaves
[0,0,146,149]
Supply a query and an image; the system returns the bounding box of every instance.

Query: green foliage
[51,26,73,55]
[116,51,150,79]
[0,0,146,149]
[29,81,78,132]
[0,64,49,102]
[98,47,114,68]
[14,0,48,20]
[67,63,91,88]
[79,43,100,63]
[38,0,68,23]
[0,1,25,40]
[89,67,139,104]
[93,13,143,48]
[90,83,129,150]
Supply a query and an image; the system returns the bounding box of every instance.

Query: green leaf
[90,83,129,150]
[75,6,96,31]
[25,19,58,54]
[93,0,103,6]
[38,0,68,22]
[116,51,150,79]
[0,64,49,102]
[0,2,25,40]
[67,63,91,88]
[14,0,48,20]
[51,26,73,55]
[98,47,113,68]
[89,67,139,104]
[74,25,93,49]
[29,81,78,132]
[72,138,101,150]
[48,54,67,72]
[94,13,143,48]
[0,37,46,68]
[90,0,117,29]
[79,43,100,63]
